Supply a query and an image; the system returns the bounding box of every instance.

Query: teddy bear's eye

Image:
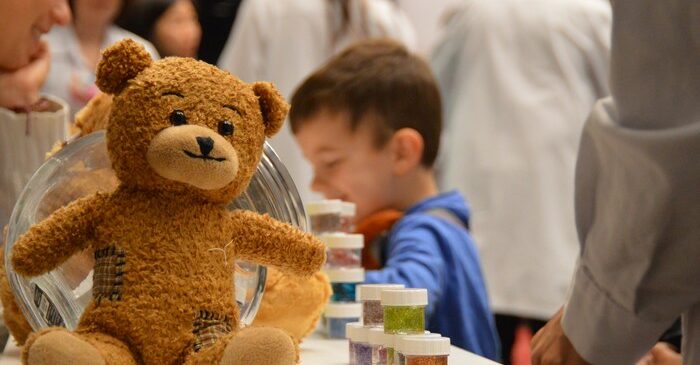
[169,110,187,126]
[218,120,235,136]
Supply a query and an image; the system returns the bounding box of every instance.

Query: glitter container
[356,284,405,327]
[346,322,363,365]
[381,289,428,334]
[393,333,440,365]
[326,267,365,302]
[368,328,391,365]
[325,302,362,339]
[348,324,372,365]
[397,336,450,365]
[307,199,343,234]
[320,233,364,268]
[340,202,357,232]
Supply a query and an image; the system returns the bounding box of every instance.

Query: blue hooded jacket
[364,191,500,360]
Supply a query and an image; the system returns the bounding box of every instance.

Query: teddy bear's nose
[196,136,215,156]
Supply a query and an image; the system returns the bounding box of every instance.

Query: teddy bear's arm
[11,192,108,277]
[229,210,326,276]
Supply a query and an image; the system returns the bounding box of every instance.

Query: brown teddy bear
[10,39,325,365]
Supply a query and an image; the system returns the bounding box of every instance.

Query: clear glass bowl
[4,131,308,331]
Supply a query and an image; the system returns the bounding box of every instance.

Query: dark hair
[289,39,442,167]
[116,0,179,42]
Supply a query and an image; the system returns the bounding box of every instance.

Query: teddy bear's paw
[220,327,297,365]
[26,330,105,365]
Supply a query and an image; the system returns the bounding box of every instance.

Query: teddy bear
[9,38,326,365]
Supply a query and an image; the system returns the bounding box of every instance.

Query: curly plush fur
[10,39,325,365]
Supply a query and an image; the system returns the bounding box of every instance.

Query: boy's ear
[391,128,425,175]
[252,82,289,137]
[96,38,153,95]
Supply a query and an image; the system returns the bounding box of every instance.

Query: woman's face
[73,0,122,26]
[153,0,201,58]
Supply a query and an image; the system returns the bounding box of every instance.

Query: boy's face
[295,110,395,223]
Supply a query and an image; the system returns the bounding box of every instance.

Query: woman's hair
[116,0,179,41]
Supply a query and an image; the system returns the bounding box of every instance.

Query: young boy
[290,39,500,360]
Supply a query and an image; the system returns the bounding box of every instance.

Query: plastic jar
[320,233,364,268]
[325,302,362,339]
[326,267,365,302]
[346,322,363,365]
[368,327,389,365]
[381,289,428,334]
[307,199,343,234]
[340,202,357,232]
[396,336,450,365]
[356,284,405,327]
[348,324,372,365]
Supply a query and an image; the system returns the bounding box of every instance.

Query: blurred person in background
[0,0,71,228]
[42,0,158,120]
[430,0,611,363]
[194,0,243,64]
[218,0,416,205]
[117,0,201,58]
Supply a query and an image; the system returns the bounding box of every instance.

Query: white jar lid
[398,336,450,356]
[325,267,365,283]
[325,302,362,318]
[346,322,368,342]
[389,332,436,348]
[368,327,387,345]
[381,289,428,306]
[341,202,356,216]
[306,199,343,215]
[319,233,364,249]
[357,284,405,301]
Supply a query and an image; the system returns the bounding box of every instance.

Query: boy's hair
[289,39,442,167]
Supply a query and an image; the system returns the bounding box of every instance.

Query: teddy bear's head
[95,39,288,203]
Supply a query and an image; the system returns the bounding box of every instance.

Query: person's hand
[636,343,682,365]
[531,308,590,365]
[0,41,51,109]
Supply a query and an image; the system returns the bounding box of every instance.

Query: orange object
[355,209,403,270]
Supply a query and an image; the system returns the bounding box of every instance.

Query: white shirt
[431,0,611,320]
[218,0,416,205]
[561,0,700,363]
[42,25,158,120]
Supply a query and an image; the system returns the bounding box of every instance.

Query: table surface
[0,335,501,365]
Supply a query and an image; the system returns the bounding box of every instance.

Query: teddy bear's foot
[24,328,105,365]
[220,327,298,365]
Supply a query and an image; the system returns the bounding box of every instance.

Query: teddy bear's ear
[96,39,153,95]
[252,82,289,137]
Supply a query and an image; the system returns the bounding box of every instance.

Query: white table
[0,335,500,364]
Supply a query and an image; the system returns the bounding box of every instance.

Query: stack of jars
[307,200,366,339]
[347,286,451,365]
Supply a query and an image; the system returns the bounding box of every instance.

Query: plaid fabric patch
[192,310,233,352]
[93,246,126,303]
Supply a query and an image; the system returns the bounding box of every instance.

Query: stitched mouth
[183,150,227,162]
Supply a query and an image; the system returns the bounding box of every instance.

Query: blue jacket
[364,191,500,360]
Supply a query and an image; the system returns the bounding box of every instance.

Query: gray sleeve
[562,0,700,363]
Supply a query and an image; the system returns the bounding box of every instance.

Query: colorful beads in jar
[326,267,365,302]
[320,233,364,268]
[357,284,405,327]
[325,302,362,339]
[307,199,343,234]
[397,336,450,365]
[381,289,428,334]
[346,322,363,365]
[340,201,357,232]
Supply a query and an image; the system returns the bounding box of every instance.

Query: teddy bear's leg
[183,327,298,365]
[22,328,138,365]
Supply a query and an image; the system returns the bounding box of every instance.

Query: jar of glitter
[325,303,362,339]
[326,267,365,302]
[307,199,343,234]
[393,333,441,365]
[346,322,363,365]
[381,289,428,334]
[397,336,450,365]
[321,233,364,268]
[348,324,372,365]
[356,284,405,326]
[340,202,357,232]
[368,328,391,365]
